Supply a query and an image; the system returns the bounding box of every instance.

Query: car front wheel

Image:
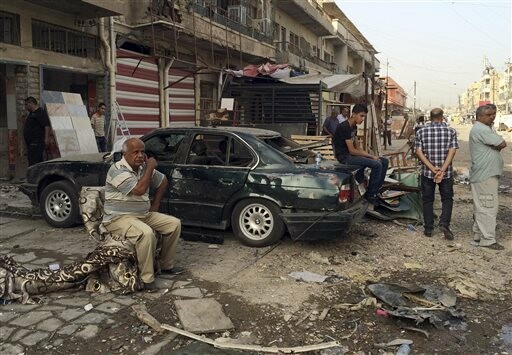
[231,198,285,247]
[39,181,79,228]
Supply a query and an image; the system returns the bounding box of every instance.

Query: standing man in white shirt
[337,106,350,124]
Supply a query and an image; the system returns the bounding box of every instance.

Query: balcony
[193,2,274,44]
[276,0,333,36]
[25,0,123,18]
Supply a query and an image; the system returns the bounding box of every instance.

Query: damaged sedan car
[21,127,368,247]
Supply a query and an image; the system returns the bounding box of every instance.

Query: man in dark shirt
[24,96,50,166]
[333,104,389,209]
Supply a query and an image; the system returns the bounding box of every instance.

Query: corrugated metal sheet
[116,49,195,136]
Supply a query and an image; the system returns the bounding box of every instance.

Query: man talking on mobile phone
[102,138,183,291]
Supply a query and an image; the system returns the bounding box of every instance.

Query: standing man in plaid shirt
[415,108,458,239]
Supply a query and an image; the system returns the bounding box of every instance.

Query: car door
[169,133,254,228]
[143,131,187,214]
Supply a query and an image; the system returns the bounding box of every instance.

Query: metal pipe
[99,17,116,147]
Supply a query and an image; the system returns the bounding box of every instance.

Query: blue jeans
[420,175,454,233]
[96,136,107,152]
[340,155,389,202]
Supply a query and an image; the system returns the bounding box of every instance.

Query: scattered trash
[318,308,330,320]
[48,263,60,272]
[367,283,464,327]
[334,297,379,311]
[498,185,510,193]
[288,271,328,283]
[395,343,411,355]
[207,244,219,249]
[84,303,93,311]
[375,338,413,349]
[447,276,497,300]
[375,309,389,318]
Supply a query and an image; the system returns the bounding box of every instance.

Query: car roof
[146,125,281,139]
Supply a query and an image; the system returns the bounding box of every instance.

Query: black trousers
[420,175,454,232]
[383,130,392,145]
[27,142,45,166]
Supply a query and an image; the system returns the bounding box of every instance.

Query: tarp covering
[279,74,366,97]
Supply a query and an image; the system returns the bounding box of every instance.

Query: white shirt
[337,114,347,123]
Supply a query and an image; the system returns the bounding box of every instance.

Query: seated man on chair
[103,138,183,290]
[333,104,389,210]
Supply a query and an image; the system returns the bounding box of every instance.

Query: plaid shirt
[415,122,458,179]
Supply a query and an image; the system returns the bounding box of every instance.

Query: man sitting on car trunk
[102,138,183,290]
[333,104,389,210]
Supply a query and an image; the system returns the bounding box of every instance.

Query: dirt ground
[6,124,512,354]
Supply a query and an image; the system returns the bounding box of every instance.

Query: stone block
[58,308,84,321]
[0,343,24,355]
[37,317,63,332]
[0,326,15,339]
[57,324,80,335]
[0,311,17,323]
[75,324,99,339]
[20,331,50,346]
[72,311,108,324]
[54,297,91,307]
[174,299,234,334]
[10,310,53,327]
[94,301,121,314]
[112,296,136,306]
[11,328,31,341]
[171,287,203,299]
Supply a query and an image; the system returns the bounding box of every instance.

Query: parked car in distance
[21,126,368,247]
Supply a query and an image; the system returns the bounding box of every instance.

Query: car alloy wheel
[39,180,79,228]
[232,198,285,247]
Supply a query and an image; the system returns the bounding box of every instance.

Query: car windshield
[241,134,295,169]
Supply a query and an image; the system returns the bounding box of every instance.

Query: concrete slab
[9,310,53,327]
[112,296,136,306]
[72,311,108,324]
[154,278,175,289]
[2,303,39,312]
[94,301,121,314]
[19,330,50,346]
[57,324,80,335]
[0,326,15,339]
[170,287,203,299]
[174,298,234,333]
[11,328,31,341]
[0,221,37,240]
[0,343,24,355]
[0,311,17,323]
[11,251,37,263]
[58,308,85,321]
[54,297,91,307]
[75,324,100,339]
[31,257,57,265]
[173,281,192,289]
[37,317,63,332]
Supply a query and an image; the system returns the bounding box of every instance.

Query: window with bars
[0,11,20,45]
[32,20,99,58]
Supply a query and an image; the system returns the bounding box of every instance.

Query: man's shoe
[480,243,504,250]
[161,266,185,275]
[424,231,432,238]
[144,281,158,290]
[440,226,454,240]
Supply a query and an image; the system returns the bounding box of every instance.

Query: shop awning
[279,73,366,97]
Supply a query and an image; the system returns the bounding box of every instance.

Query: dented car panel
[21,126,367,245]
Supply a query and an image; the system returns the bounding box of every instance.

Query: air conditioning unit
[228,5,248,25]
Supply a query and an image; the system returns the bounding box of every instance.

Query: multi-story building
[497,62,512,114]
[381,76,406,116]
[0,0,378,178]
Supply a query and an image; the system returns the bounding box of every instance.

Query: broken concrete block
[174,298,234,333]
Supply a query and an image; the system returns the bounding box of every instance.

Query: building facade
[0,0,379,178]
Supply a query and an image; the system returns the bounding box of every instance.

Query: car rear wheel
[39,181,78,228]
[231,198,285,247]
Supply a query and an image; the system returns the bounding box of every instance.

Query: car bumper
[20,183,38,205]
[280,199,369,241]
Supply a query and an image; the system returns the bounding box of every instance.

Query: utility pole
[413,81,416,121]
[383,59,389,149]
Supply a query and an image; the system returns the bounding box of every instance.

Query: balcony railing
[286,43,335,71]
[193,3,274,45]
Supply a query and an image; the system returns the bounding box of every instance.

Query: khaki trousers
[104,212,181,283]
[471,176,499,246]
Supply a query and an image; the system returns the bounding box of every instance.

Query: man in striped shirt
[415,108,458,239]
[103,138,182,290]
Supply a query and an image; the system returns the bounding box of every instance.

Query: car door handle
[219,178,234,185]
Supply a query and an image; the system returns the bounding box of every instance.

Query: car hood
[33,153,110,165]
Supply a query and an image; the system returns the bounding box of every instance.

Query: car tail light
[338,183,352,203]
